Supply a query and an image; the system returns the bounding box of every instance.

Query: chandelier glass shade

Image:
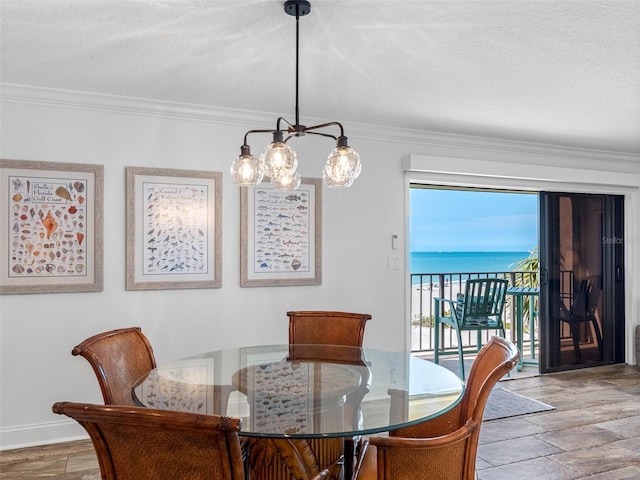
[229,145,264,186]
[229,0,361,190]
[259,132,298,179]
[322,140,362,188]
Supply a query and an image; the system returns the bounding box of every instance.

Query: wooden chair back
[357,336,520,480]
[52,402,245,480]
[72,327,156,406]
[288,311,372,347]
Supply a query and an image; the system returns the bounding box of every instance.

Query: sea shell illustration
[12,264,25,274]
[42,211,58,239]
[73,181,85,193]
[12,193,22,202]
[77,232,84,245]
[55,186,72,201]
[291,258,302,271]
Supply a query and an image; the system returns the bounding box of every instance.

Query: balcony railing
[411,270,538,353]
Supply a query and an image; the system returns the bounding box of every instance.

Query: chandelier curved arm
[281,120,347,142]
[300,130,338,141]
[242,128,282,147]
[304,121,345,139]
[276,117,295,132]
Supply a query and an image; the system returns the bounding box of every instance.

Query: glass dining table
[132,343,464,477]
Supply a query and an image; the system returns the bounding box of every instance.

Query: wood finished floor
[1,364,639,479]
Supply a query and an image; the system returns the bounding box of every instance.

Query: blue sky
[410,189,538,252]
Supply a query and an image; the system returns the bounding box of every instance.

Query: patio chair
[353,336,520,480]
[557,276,603,363]
[434,278,509,379]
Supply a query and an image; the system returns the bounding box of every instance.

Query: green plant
[510,247,539,330]
[412,314,435,327]
[511,247,539,287]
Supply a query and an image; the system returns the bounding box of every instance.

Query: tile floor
[477,363,640,479]
[1,363,639,479]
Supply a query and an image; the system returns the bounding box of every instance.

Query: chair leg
[455,327,465,380]
[434,308,441,365]
[569,323,582,363]
[590,318,604,361]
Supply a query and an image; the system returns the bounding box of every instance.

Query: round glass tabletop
[133,344,464,438]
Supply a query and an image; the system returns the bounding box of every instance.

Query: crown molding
[2,83,639,167]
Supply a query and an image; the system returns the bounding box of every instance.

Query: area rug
[483,387,554,421]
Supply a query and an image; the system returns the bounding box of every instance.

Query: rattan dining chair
[291,311,372,480]
[288,311,372,347]
[52,401,247,480]
[72,326,236,414]
[71,327,156,406]
[354,336,520,480]
[244,311,372,480]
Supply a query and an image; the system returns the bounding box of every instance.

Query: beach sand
[411,280,464,320]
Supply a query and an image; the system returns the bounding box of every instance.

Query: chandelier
[230,0,362,190]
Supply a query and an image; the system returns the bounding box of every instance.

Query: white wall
[1,89,639,449]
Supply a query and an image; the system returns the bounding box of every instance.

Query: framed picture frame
[0,159,104,294]
[126,167,222,290]
[240,177,321,287]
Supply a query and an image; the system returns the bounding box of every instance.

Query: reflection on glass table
[133,344,464,439]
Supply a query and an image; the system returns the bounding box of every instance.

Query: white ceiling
[2,0,640,155]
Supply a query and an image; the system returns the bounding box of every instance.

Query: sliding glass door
[539,192,625,372]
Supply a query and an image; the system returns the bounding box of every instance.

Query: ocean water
[411,251,530,275]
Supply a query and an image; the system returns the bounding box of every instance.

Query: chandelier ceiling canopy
[229,0,362,190]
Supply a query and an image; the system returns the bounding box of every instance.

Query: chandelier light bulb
[259,132,298,178]
[230,147,264,186]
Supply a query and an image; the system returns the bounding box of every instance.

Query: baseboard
[0,419,87,451]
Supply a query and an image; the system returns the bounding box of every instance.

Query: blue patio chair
[434,278,509,380]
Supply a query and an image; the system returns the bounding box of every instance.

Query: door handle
[616,265,622,283]
[540,268,548,286]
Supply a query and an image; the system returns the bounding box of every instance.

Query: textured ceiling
[2,0,640,154]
